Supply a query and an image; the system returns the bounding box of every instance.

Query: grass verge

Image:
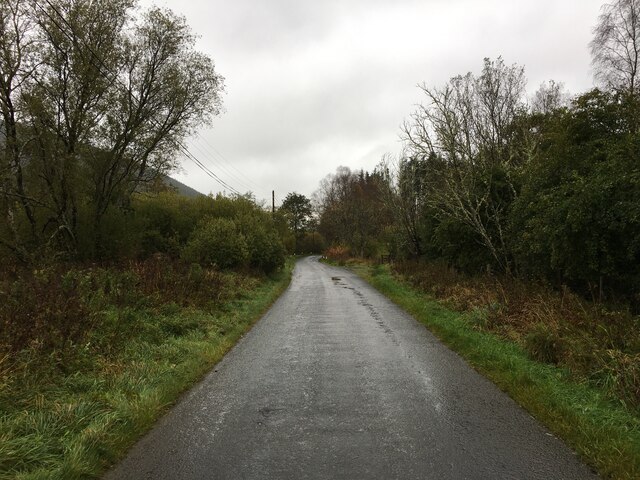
[0,258,295,480]
[351,263,640,480]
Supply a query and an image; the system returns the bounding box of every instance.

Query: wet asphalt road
[105,256,598,480]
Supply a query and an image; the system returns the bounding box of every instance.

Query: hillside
[162,175,204,198]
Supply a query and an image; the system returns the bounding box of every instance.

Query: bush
[234,214,285,274]
[296,232,326,254]
[181,218,248,269]
[246,228,285,274]
[524,323,563,364]
[324,245,350,264]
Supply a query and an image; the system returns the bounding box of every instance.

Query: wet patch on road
[333,274,399,345]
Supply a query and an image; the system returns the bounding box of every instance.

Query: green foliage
[280,192,313,238]
[296,232,327,254]
[134,192,201,256]
[69,192,289,275]
[236,214,286,274]
[182,217,248,269]
[421,212,496,273]
[0,259,295,479]
[510,90,640,299]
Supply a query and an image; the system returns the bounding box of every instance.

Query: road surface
[105,256,598,480]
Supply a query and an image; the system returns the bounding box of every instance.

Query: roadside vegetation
[0,186,296,480]
[0,254,294,479]
[0,2,305,477]
[348,262,640,480]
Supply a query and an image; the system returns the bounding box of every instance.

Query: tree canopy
[314,53,640,304]
[591,0,640,95]
[280,192,313,238]
[0,0,224,260]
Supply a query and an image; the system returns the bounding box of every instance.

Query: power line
[33,0,242,195]
[188,138,255,193]
[195,133,262,190]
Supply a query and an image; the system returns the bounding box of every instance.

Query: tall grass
[0,257,294,479]
[393,260,640,411]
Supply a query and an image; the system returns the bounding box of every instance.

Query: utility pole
[272,190,275,214]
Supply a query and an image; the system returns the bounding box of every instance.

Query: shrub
[0,266,97,353]
[246,228,285,274]
[234,214,285,274]
[524,323,563,364]
[324,245,350,264]
[181,217,248,269]
[296,232,326,254]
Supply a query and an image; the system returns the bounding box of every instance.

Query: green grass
[0,259,295,480]
[352,263,640,480]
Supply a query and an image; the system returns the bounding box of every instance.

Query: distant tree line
[315,0,640,304]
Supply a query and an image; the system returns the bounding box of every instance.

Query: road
[105,256,598,480]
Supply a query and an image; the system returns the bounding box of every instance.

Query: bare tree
[591,0,640,95]
[377,153,428,257]
[401,57,528,271]
[531,80,570,115]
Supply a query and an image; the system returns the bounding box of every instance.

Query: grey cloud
[143,0,604,201]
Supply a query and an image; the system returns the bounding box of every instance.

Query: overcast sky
[140,0,604,205]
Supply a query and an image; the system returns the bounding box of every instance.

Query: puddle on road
[331,276,350,288]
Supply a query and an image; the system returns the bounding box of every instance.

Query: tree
[401,57,529,271]
[315,167,390,257]
[89,7,223,251]
[0,0,38,258]
[377,154,428,257]
[0,0,224,259]
[591,0,640,95]
[25,0,135,253]
[531,80,570,115]
[510,89,640,299]
[280,192,312,239]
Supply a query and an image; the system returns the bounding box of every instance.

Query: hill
[162,175,203,198]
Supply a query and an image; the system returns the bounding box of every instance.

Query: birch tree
[590,0,640,95]
[401,57,527,271]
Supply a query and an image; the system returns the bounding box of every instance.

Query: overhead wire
[188,137,256,193]
[195,133,262,191]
